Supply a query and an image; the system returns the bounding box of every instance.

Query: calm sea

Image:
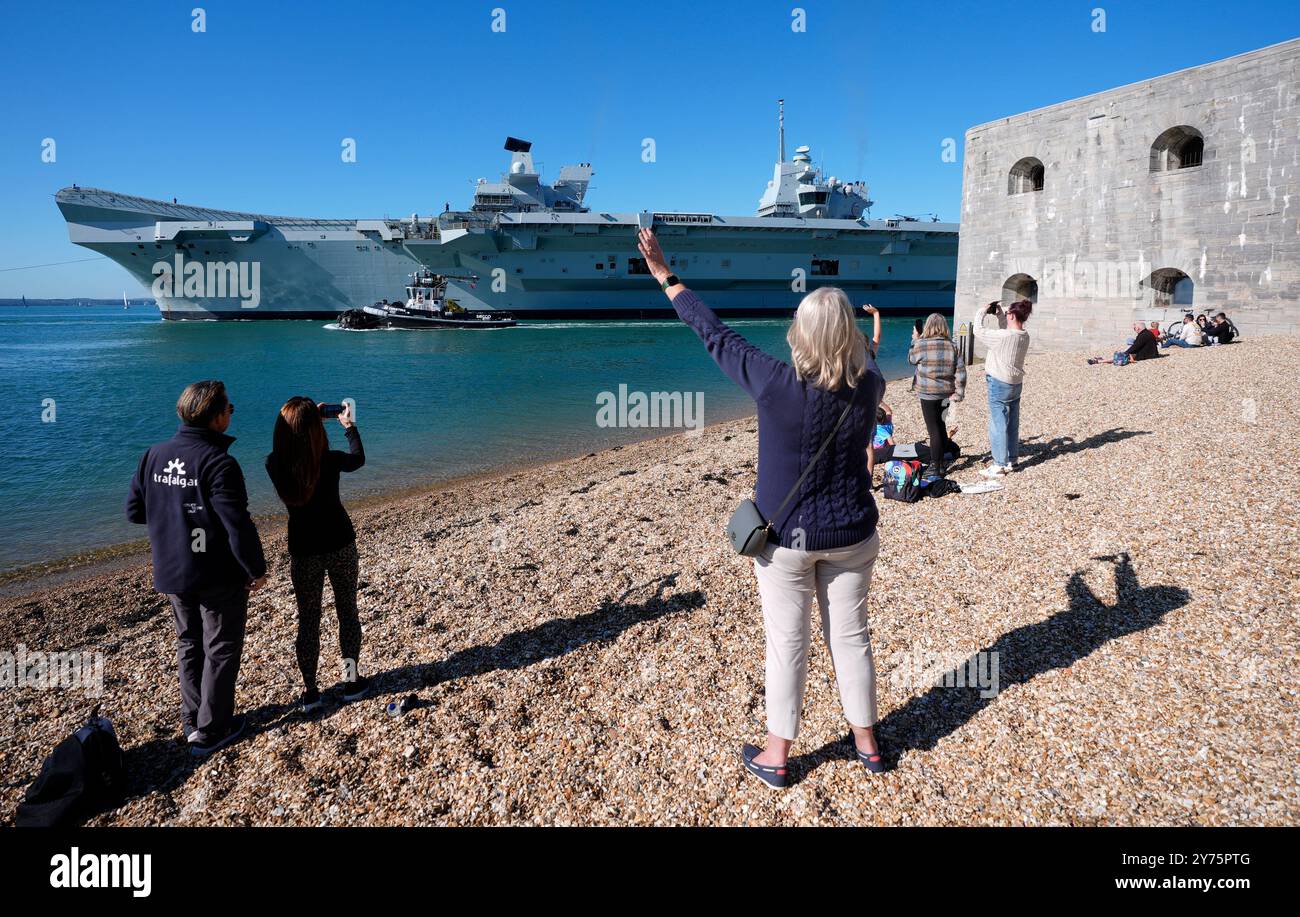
[0,305,920,572]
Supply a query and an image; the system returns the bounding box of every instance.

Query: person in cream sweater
[974,301,1032,478]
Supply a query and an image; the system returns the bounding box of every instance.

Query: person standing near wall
[974,300,1032,479]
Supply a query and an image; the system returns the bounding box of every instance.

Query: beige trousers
[752,531,881,741]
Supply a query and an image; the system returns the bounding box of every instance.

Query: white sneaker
[979,464,1009,479]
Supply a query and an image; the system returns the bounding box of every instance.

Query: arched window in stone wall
[1007,157,1045,194]
[1141,268,1194,307]
[1150,126,1204,172]
[1001,273,1038,305]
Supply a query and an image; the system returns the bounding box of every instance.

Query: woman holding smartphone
[266,398,368,711]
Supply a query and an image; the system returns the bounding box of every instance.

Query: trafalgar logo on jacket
[153,458,197,487]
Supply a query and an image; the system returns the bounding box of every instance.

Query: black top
[1210,321,1234,344]
[266,426,365,557]
[1126,329,1159,361]
[127,425,267,593]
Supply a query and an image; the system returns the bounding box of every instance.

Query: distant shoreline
[0,300,151,306]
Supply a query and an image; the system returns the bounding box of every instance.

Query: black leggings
[919,398,951,470]
[289,540,361,689]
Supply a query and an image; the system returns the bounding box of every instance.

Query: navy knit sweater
[672,288,883,550]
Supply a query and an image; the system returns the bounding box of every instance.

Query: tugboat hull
[334,304,516,330]
[376,311,517,329]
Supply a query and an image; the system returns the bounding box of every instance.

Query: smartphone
[320,403,345,418]
[913,319,924,335]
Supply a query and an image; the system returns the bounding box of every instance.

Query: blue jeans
[1163,337,1192,348]
[987,376,1023,466]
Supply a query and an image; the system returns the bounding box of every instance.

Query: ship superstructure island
[56,103,958,319]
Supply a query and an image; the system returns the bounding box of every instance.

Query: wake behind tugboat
[334,270,517,330]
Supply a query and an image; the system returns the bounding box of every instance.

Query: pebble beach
[2,338,1296,826]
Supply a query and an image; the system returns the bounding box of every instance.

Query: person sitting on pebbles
[638,226,888,788]
[1123,321,1160,361]
[1163,314,1203,348]
[1208,312,1238,345]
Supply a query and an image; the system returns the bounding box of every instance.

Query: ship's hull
[56,188,422,320]
[57,188,958,319]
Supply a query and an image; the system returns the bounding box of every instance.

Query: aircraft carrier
[55,104,958,319]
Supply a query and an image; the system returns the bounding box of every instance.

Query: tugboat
[337,270,516,330]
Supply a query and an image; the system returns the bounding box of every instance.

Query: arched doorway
[1001,273,1038,305]
[1141,268,1194,307]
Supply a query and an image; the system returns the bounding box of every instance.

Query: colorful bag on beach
[1112,351,1131,366]
[882,460,925,503]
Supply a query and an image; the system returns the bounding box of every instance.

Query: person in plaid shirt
[907,314,966,480]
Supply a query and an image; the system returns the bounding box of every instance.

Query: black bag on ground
[16,710,125,827]
[925,478,963,498]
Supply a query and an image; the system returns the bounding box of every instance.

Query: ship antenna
[777,98,785,163]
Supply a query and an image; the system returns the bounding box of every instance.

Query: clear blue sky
[1,0,1295,297]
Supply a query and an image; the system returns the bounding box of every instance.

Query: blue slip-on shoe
[849,734,887,774]
[742,743,789,790]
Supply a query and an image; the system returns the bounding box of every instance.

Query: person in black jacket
[1125,322,1160,361]
[266,398,367,712]
[127,380,266,757]
[1209,312,1237,344]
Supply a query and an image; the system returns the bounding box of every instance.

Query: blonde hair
[786,287,867,391]
[921,313,950,340]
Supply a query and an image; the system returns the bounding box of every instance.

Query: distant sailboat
[123,291,129,310]
[21,295,27,308]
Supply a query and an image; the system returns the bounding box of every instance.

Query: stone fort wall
[955,38,1300,352]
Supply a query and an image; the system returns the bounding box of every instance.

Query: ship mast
[777,99,785,163]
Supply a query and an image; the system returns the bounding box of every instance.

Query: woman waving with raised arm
[862,303,882,358]
[637,227,889,787]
